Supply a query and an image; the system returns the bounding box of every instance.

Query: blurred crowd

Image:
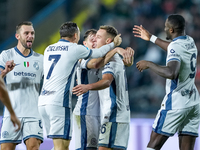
[74,0,200,117]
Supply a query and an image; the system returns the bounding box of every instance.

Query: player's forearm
[90,42,115,58]
[0,69,7,78]
[103,48,117,65]
[87,79,111,91]
[0,79,15,115]
[154,38,170,51]
[87,58,105,69]
[147,61,176,79]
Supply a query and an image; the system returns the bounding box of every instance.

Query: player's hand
[10,114,21,131]
[72,84,89,96]
[133,25,152,41]
[136,60,149,72]
[124,47,134,65]
[115,47,134,65]
[113,34,122,47]
[2,60,15,75]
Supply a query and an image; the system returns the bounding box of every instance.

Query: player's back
[39,40,81,108]
[163,35,200,110]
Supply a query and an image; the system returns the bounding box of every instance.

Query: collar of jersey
[59,39,70,42]
[14,47,33,58]
[172,35,187,41]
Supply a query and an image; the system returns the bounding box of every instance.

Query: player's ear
[169,27,174,33]
[15,33,20,40]
[83,41,87,46]
[106,38,112,44]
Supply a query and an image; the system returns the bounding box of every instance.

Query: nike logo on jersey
[38,132,42,134]
[99,138,104,141]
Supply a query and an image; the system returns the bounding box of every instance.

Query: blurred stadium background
[0,0,200,149]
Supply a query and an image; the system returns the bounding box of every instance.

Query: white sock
[147,148,155,150]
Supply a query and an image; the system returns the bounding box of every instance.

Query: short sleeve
[76,45,92,60]
[102,61,115,77]
[166,43,181,64]
[80,59,91,70]
[0,50,9,69]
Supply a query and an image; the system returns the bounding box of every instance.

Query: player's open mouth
[27,40,33,47]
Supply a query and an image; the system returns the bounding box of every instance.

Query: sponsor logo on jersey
[41,89,56,96]
[14,71,36,77]
[24,61,29,67]
[170,49,175,53]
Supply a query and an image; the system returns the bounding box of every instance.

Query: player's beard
[165,30,171,40]
[20,39,33,49]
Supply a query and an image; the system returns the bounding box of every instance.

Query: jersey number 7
[46,55,61,79]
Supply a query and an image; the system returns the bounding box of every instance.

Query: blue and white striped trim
[85,49,93,60]
[0,65,5,70]
[23,135,43,142]
[172,35,187,41]
[102,71,114,77]
[14,47,33,58]
[48,135,72,140]
[179,131,198,137]
[85,59,91,70]
[167,58,180,63]
[58,39,70,43]
[165,77,178,110]
[0,140,21,144]
[80,115,87,149]
[63,62,77,107]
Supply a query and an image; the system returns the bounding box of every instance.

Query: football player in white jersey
[38,22,122,150]
[133,14,200,150]
[0,21,44,150]
[73,29,133,150]
[73,25,133,150]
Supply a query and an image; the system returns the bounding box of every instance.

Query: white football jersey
[73,59,100,116]
[161,35,200,110]
[98,54,130,124]
[0,47,43,118]
[38,39,114,108]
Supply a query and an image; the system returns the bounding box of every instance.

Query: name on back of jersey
[185,42,195,50]
[47,46,68,52]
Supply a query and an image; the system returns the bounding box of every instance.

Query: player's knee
[25,138,41,150]
[1,143,16,150]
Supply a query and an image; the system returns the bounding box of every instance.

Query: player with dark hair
[133,14,200,150]
[38,21,122,150]
[0,21,44,150]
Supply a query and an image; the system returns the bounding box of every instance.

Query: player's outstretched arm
[87,47,134,69]
[136,60,180,79]
[0,77,20,131]
[0,60,15,78]
[133,25,170,51]
[72,74,113,96]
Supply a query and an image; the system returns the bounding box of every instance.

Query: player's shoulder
[32,51,44,60]
[1,47,15,54]
[0,47,15,58]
